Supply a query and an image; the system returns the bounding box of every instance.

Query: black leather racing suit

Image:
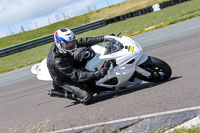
[47,36,104,102]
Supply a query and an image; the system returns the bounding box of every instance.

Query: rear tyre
[135,56,172,82]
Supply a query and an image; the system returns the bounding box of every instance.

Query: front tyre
[135,56,172,82]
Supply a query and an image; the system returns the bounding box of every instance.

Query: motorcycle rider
[47,28,109,104]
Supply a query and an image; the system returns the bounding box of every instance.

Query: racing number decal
[129,46,134,52]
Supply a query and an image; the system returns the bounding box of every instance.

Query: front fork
[136,66,151,77]
[135,54,151,77]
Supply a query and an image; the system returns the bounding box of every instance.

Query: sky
[0,0,126,38]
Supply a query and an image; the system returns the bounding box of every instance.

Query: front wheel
[135,56,172,82]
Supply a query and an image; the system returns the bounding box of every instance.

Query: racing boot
[60,81,93,105]
[80,95,92,105]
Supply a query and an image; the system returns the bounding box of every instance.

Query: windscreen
[103,38,124,54]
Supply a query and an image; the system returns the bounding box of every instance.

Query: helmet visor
[60,40,77,51]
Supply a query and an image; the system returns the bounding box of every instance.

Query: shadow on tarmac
[65,76,182,107]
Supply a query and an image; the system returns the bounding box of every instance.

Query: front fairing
[95,36,145,87]
[99,36,143,66]
[85,36,144,71]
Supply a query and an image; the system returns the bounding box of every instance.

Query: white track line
[47,106,200,133]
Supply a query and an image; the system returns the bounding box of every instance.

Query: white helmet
[54,28,77,55]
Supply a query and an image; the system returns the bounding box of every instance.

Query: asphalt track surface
[1,17,200,132]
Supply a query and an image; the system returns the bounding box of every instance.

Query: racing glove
[93,62,111,80]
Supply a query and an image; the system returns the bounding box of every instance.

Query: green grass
[0,15,91,49]
[76,0,200,38]
[0,0,169,49]
[0,43,52,74]
[0,0,200,74]
[168,126,200,133]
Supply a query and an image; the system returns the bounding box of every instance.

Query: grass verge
[0,0,169,49]
[168,125,200,133]
[0,0,200,74]
[0,43,52,74]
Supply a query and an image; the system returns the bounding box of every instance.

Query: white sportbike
[31,35,172,99]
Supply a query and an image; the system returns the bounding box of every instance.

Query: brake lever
[117,32,122,37]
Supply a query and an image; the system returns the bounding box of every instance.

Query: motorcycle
[31,35,172,101]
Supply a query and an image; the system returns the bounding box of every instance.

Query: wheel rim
[146,66,167,81]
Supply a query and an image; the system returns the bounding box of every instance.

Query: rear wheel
[135,56,172,82]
